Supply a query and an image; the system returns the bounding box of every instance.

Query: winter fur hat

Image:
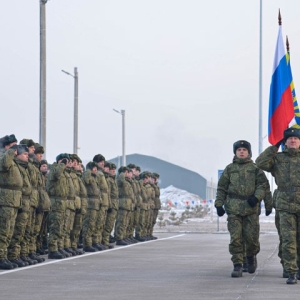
[233,140,252,157]
[40,159,48,165]
[34,143,44,154]
[93,154,105,163]
[20,139,35,148]
[284,127,300,141]
[2,134,18,147]
[17,144,29,155]
[86,161,98,170]
[56,153,70,162]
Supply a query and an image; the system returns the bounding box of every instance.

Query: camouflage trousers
[114,209,130,241]
[146,209,154,236]
[70,211,84,249]
[27,206,37,255]
[274,209,283,266]
[278,211,300,275]
[48,198,66,252]
[126,210,135,238]
[8,198,30,260]
[82,208,98,247]
[227,213,260,265]
[58,207,75,249]
[102,208,118,245]
[150,209,159,235]
[93,205,107,245]
[0,206,18,259]
[135,209,146,238]
[36,211,49,251]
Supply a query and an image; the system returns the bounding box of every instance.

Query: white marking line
[0,234,185,276]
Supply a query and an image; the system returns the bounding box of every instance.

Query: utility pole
[62,67,79,154]
[40,0,48,156]
[113,109,126,166]
[258,0,263,154]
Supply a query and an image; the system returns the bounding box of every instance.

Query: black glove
[275,139,284,148]
[247,196,259,208]
[36,207,42,214]
[18,208,23,214]
[216,206,225,217]
[107,208,112,213]
[75,208,82,214]
[265,209,272,216]
[61,158,68,165]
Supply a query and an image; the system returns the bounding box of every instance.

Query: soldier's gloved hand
[36,207,42,214]
[216,206,225,217]
[18,208,23,214]
[265,209,272,216]
[61,158,68,165]
[75,208,81,214]
[107,208,112,213]
[247,195,259,207]
[275,139,284,148]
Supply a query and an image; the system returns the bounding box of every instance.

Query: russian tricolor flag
[268,25,294,145]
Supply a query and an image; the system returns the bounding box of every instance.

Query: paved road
[0,233,298,300]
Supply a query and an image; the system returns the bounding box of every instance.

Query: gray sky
[1,0,300,182]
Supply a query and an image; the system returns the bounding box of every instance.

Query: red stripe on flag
[269,87,294,144]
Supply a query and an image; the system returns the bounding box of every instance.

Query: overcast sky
[1,0,300,182]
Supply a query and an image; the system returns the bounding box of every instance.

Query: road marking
[0,234,185,276]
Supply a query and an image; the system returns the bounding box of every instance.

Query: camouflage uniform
[115,172,134,242]
[0,149,22,261]
[152,179,161,237]
[215,156,266,266]
[125,177,137,240]
[256,145,300,275]
[145,181,155,237]
[102,171,119,246]
[8,157,32,261]
[82,167,101,248]
[46,162,69,253]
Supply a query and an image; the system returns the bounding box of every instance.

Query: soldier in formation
[0,133,162,268]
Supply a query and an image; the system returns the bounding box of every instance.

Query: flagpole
[258,0,263,154]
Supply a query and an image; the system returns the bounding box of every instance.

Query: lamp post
[62,67,79,154]
[39,0,48,156]
[258,0,263,154]
[113,109,126,166]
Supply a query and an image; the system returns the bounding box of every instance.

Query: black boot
[247,256,257,274]
[29,253,45,263]
[109,235,116,243]
[287,274,297,284]
[20,256,38,265]
[9,258,27,267]
[135,236,146,242]
[242,256,248,272]
[116,239,128,246]
[83,245,97,252]
[59,249,71,258]
[48,251,64,259]
[72,248,85,255]
[64,248,77,256]
[283,269,289,278]
[0,259,16,270]
[231,264,243,278]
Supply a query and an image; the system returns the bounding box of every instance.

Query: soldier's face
[98,161,105,169]
[104,167,110,172]
[286,136,300,149]
[40,164,48,172]
[236,147,249,158]
[73,160,78,168]
[92,167,98,174]
[110,169,116,175]
[17,152,29,162]
[28,146,35,154]
[35,153,43,161]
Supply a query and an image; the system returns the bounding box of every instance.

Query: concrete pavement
[0,233,298,300]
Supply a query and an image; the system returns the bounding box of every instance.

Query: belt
[227,193,249,201]
[278,186,300,192]
[88,196,100,200]
[22,195,30,200]
[50,197,67,200]
[0,185,22,191]
[68,197,75,200]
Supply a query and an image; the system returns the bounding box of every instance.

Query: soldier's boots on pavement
[59,249,72,258]
[247,256,257,274]
[116,239,129,246]
[109,235,115,243]
[92,244,104,251]
[231,264,243,277]
[37,248,48,255]
[283,269,289,278]
[48,251,64,259]
[0,259,18,269]
[9,258,28,267]
[287,274,297,284]
[83,245,98,252]
[64,248,77,256]
[29,253,45,263]
[72,248,85,255]
[20,256,38,265]
[242,257,248,272]
[135,236,146,242]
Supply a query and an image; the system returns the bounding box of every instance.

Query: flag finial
[278,9,282,25]
[286,36,290,52]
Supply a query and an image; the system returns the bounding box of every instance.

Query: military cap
[104,161,111,169]
[2,134,18,147]
[40,159,48,165]
[140,172,150,179]
[152,172,160,179]
[110,163,117,170]
[284,127,300,141]
[17,144,29,155]
[56,153,70,162]
[71,154,81,163]
[20,139,35,148]
[118,166,130,174]
[233,140,252,157]
[34,143,44,154]
[136,166,141,172]
[86,161,98,170]
[127,163,137,169]
[93,154,105,163]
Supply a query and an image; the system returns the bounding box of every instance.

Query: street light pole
[258,0,263,154]
[62,67,79,154]
[113,109,126,166]
[40,0,48,156]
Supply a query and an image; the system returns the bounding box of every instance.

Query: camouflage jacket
[106,174,119,210]
[256,146,300,213]
[215,156,266,216]
[139,180,149,210]
[82,170,101,210]
[0,149,23,207]
[153,183,161,210]
[77,171,87,214]
[117,173,134,210]
[97,170,109,207]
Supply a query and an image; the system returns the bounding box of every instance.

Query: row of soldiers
[0,134,161,269]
